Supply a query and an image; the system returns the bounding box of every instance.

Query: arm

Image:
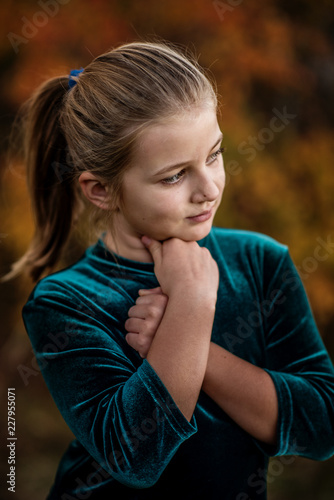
[22,284,198,489]
[202,343,278,445]
[259,249,334,459]
[125,248,334,457]
[22,236,218,487]
[126,290,278,445]
[140,236,219,421]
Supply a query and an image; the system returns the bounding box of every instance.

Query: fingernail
[141,236,152,246]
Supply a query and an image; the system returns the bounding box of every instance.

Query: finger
[134,294,166,307]
[132,295,168,315]
[125,332,140,350]
[141,236,162,266]
[138,287,162,296]
[127,304,147,319]
[125,317,145,332]
[125,333,150,359]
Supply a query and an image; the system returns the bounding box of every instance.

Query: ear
[78,172,116,211]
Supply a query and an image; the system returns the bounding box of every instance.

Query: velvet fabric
[22,227,334,499]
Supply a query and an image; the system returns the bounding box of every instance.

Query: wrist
[168,285,217,309]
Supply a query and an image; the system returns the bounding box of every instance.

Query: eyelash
[161,146,225,185]
[208,146,225,164]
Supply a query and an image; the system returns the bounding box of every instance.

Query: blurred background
[0,0,334,498]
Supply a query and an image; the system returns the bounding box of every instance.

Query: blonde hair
[2,41,217,283]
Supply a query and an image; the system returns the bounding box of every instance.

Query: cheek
[126,193,176,226]
[147,189,184,215]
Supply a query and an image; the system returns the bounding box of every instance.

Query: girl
[3,41,334,499]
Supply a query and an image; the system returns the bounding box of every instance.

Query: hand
[141,236,219,302]
[125,287,168,358]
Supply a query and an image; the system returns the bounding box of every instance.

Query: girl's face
[109,106,225,259]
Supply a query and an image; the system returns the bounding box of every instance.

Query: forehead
[135,107,220,160]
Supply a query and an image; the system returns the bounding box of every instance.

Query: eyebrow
[153,133,224,177]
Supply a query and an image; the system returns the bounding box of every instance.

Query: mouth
[186,208,213,223]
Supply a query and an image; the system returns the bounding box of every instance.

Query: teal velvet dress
[22,227,334,499]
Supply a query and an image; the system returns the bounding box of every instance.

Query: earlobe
[78,172,113,211]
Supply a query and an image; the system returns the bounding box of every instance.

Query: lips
[187,209,213,223]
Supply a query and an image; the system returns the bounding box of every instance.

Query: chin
[176,223,213,242]
[150,221,213,243]
[192,226,212,241]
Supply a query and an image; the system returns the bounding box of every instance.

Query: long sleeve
[20,230,334,499]
[22,282,197,489]
[259,248,334,459]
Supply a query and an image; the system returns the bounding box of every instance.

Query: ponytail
[2,77,80,283]
[2,41,217,283]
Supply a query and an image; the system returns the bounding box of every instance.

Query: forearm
[146,291,216,422]
[202,342,278,445]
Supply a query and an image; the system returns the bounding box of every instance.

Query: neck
[103,226,153,264]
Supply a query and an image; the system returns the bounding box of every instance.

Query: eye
[161,169,186,185]
[207,146,225,165]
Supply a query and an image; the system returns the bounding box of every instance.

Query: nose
[191,168,224,204]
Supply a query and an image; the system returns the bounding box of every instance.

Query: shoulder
[22,239,135,320]
[202,226,288,260]
[24,247,94,307]
[201,227,292,288]
[202,227,296,299]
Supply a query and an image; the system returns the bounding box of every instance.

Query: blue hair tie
[68,68,84,89]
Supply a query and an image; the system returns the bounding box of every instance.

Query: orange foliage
[1,1,334,498]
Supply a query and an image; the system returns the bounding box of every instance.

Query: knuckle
[150,293,167,310]
[146,325,157,337]
[137,336,148,349]
[148,304,163,319]
[156,293,167,304]
[147,300,159,313]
